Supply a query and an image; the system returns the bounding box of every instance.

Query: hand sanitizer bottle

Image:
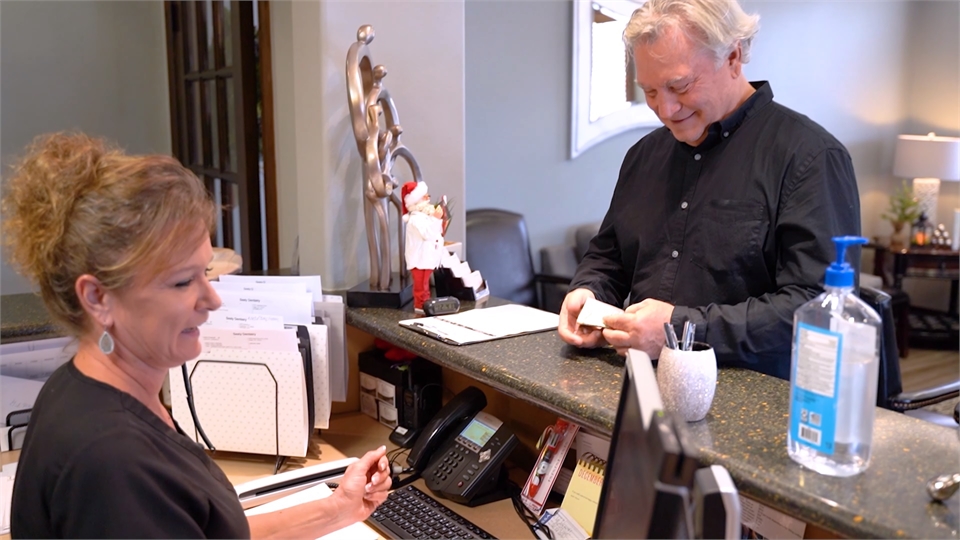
[787,236,882,477]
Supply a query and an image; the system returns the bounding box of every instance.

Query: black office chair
[464,209,569,312]
[860,286,960,425]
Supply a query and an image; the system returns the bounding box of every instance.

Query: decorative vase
[890,223,908,249]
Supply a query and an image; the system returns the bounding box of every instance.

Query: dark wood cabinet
[870,244,959,352]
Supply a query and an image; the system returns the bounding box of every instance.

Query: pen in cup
[663,322,679,350]
[682,322,696,351]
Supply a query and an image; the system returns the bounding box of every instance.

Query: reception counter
[346,300,960,539]
[3,292,958,538]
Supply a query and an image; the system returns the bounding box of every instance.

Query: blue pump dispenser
[824,236,868,288]
[787,234,881,477]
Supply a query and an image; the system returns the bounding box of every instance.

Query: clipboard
[399,304,559,345]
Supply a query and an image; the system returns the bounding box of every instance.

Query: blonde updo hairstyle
[3,132,217,336]
[623,0,760,68]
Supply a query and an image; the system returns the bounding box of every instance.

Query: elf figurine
[402,181,446,313]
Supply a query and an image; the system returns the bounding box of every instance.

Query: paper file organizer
[169,348,310,460]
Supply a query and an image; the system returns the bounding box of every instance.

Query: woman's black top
[11,360,250,538]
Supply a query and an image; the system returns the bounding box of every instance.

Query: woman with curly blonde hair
[5,132,391,538]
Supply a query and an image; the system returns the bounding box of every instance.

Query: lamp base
[912,177,941,224]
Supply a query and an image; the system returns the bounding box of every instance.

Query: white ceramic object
[657,342,718,422]
[208,247,243,280]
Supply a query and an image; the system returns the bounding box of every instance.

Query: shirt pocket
[690,199,768,276]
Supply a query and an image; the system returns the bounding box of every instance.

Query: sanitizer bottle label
[790,322,841,454]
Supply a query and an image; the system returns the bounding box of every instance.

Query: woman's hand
[334,446,392,523]
[248,446,393,539]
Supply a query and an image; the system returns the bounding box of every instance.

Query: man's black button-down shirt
[570,82,861,379]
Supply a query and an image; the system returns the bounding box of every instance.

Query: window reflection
[590,4,634,121]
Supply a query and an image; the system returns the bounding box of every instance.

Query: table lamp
[893,132,960,225]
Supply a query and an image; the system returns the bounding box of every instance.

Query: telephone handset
[402,386,518,506]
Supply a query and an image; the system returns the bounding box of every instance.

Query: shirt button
[680,201,688,210]
[694,154,701,161]
[671,250,679,258]
[723,131,730,137]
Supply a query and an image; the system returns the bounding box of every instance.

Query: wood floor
[900,347,960,392]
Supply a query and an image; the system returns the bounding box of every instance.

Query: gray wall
[0,1,171,295]
[271,1,466,290]
[465,0,960,280]
[466,0,644,254]
[2,0,956,307]
[0,0,466,294]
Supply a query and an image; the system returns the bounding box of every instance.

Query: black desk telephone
[398,386,518,506]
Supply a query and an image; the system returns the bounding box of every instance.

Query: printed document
[215,289,314,326]
[0,337,76,381]
[199,327,300,353]
[305,324,331,429]
[218,274,323,303]
[212,280,308,295]
[244,482,378,540]
[204,309,286,330]
[316,295,348,402]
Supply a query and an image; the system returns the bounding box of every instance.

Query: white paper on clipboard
[399,304,559,345]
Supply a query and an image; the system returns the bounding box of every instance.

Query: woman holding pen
[5,132,392,538]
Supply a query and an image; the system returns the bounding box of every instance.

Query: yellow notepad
[560,452,606,535]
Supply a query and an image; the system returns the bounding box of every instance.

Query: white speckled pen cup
[657,342,717,422]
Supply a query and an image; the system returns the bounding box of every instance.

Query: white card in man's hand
[576,298,624,329]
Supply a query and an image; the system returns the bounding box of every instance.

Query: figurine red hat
[401,181,428,214]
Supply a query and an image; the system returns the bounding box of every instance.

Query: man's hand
[601,298,675,357]
[334,446,392,523]
[558,288,606,348]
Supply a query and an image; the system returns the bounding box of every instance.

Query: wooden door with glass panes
[164,0,262,272]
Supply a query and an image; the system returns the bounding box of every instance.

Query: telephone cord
[508,479,553,540]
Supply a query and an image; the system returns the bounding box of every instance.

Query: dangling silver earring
[98,330,115,355]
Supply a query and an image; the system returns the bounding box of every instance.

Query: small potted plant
[882,180,921,248]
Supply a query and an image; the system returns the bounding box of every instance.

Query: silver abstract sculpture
[346,25,423,291]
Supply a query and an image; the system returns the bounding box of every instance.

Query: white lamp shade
[893,133,960,181]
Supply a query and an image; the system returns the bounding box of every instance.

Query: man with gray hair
[558,0,860,380]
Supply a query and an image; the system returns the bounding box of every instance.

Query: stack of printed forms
[441,252,484,292]
[168,275,329,458]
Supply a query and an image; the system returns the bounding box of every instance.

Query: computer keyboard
[367,485,496,539]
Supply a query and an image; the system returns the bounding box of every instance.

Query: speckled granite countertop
[347,299,960,539]
[1,293,64,343]
[4,293,958,538]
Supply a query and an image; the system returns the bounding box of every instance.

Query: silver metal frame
[570,0,660,159]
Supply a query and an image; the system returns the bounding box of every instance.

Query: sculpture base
[347,273,413,308]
